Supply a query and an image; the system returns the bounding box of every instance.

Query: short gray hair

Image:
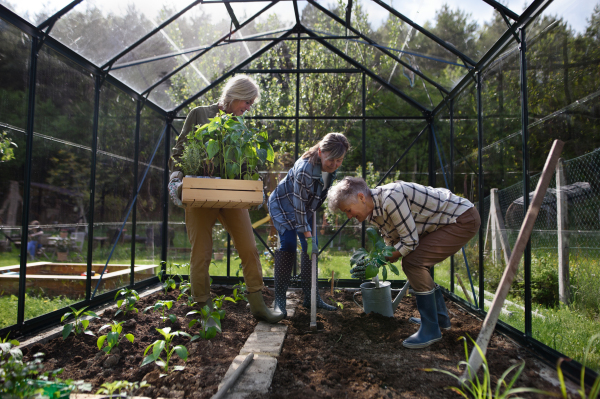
[218,75,260,111]
[328,177,371,213]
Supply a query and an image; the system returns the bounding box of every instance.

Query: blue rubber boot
[300,252,336,311]
[403,289,442,349]
[409,285,451,330]
[273,250,295,318]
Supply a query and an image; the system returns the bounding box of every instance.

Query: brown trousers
[185,207,264,302]
[402,207,481,292]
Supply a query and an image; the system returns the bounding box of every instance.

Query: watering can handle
[353,291,362,309]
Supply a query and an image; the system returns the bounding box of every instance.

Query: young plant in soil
[187,305,222,340]
[96,321,135,355]
[0,332,19,346]
[114,288,140,317]
[61,306,99,339]
[181,110,275,180]
[177,281,195,307]
[141,327,192,375]
[226,281,248,304]
[144,300,176,324]
[350,227,399,281]
[96,380,150,397]
[212,295,227,320]
[158,269,177,296]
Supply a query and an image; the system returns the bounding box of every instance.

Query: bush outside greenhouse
[0,0,599,394]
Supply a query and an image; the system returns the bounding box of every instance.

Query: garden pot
[353,280,410,317]
[182,177,263,209]
[56,252,68,261]
[214,252,224,261]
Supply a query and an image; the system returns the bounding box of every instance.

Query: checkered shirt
[367,181,474,257]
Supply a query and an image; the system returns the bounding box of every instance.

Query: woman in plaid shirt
[328,177,480,348]
[268,133,350,317]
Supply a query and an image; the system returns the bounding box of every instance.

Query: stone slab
[217,354,277,396]
[239,331,286,357]
[254,321,288,333]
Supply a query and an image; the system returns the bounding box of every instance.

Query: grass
[0,293,79,329]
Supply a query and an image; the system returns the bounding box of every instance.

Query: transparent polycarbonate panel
[243,39,298,70]
[0,0,73,26]
[49,0,209,66]
[299,73,362,117]
[301,1,346,36]
[527,0,600,137]
[22,45,94,320]
[167,120,188,266]
[252,72,296,118]
[231,1,296,35]
[364,77,425,118]
[369,0,518,63]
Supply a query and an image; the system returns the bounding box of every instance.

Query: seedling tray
[182,177,263,209]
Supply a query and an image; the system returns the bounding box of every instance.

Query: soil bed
[24,286,562,398]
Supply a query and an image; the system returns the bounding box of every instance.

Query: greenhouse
[0,0,599,397]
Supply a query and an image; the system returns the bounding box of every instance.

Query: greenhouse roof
[0,0,591,116]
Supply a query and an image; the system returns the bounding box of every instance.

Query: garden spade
[310,212,318,331]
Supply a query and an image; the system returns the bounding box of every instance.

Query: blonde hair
[302,133,350,165]
[218,75,260,111]
[327,177,371,213]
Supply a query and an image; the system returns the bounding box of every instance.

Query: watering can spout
[392,282,411,311]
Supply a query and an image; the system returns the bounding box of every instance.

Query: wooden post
[455,273,473,304]
[464,140,564,381]
[556,158,570,305]
[310,212,317,331]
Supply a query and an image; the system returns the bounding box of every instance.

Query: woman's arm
[292,162,314,235]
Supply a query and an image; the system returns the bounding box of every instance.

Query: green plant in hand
[115,288,140,316]
[96,380,150,397]
[61,306,99,339]
[144,300,175,324]
[97,321,135,355]
[187,305,222,340]
[425,334,553,398]
[141,327,191,375]
[180,111,275,179]
[350,227,399,280]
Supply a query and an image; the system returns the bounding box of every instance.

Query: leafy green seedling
[158,270,176,295]
[187,305,222,340]
[144,300,176,323]
[350,227,399,280]
[225,282,247,304]
[97,321,135,355]
[114,288,140,316]
[141,327,191,375]
[0,332,19,346]
[96,380,150,397]
[177,280,196,307]
[329,298,344,310]
[212,295,226,320]
[61,306,99,339]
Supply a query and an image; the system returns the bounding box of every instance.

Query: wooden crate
[181,177,263,209]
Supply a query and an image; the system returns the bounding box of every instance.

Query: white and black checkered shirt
[367,181,474,257]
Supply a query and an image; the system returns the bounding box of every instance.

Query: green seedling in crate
[187,305,222,340]
[96,380,150,397]
[144,300,176,324]
[96,321,135,355]
[61,306,99,339]
[114,288,140,316]
[141,327,191,375]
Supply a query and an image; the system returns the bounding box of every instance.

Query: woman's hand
[386,251,402,263]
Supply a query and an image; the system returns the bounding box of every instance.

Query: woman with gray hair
[168,75,284,324]
[269,133,350,317]
[328,177,480,349]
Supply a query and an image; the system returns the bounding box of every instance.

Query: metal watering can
[353,278,411,317]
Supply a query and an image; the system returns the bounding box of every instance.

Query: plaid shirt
[269,158,335,234]
[367,181,474,257]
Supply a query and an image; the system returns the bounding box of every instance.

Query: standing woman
[268,133,350,317]
[168,75,284,324]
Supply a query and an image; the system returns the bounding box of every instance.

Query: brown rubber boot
[247,291,285,323]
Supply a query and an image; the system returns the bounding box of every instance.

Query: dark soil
[23,286,562,398]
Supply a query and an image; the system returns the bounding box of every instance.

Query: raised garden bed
[20,286,567,398]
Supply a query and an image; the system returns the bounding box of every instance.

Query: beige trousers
[185,207,264,302]
[401,207,481,292]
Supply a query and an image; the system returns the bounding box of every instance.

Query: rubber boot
[403,289,442,349]
[409,285,451,330]
[247,291,285,323]
[300,252,336,311]
[273,250,295,317]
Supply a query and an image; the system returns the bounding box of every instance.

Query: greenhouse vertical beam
[519,27,532,337]
[17,37,39,326]
[477,72,485,310]
[130,101,141,286]
[295,32,300,161]
[361,73,366,248]
[162,118,172,265]
[86,75,101,300]
[450,99,455,293]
